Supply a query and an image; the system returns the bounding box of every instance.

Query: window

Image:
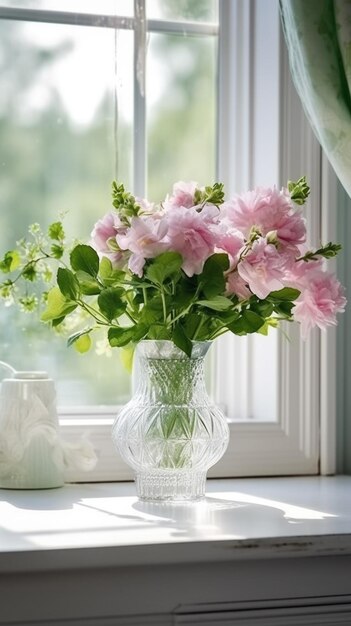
[0,0,217,409]
[0,0,337,481]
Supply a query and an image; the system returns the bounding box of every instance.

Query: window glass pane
[146,0,218,22]
[146,33,217,200]
[0,1,133,16]
[0,19,133,405]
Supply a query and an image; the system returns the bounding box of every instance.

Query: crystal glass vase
[112,340,229,501]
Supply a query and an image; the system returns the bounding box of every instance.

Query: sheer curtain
[280,0,351,197]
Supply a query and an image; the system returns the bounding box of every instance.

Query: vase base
[136,471,206,501]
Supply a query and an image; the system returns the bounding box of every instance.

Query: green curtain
[280,0,351,197]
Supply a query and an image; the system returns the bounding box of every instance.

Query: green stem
[9,255,50,285]
[170,303,193,326]
[192,315,205,341]
[170,281,175,324]
[125,309,137,324]
[161,288,167,324]
[77,300,111,325]
[225,233,261,275]
[209,326,230,340]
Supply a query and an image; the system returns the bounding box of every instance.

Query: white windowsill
[1,475,351,574]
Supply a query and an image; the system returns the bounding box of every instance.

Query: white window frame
[0,0,338,482]
[213,0,337,479]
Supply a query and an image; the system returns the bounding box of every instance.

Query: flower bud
[266,230,278,246]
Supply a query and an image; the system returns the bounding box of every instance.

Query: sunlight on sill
[211,492,337,521]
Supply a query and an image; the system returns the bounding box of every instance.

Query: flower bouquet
[1,176,344,350]
[0,177,346,500]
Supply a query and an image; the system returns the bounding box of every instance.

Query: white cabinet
[1,479,351,626]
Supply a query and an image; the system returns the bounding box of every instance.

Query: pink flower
[117,216,168,277]
[165,205,219,276]
[290,265,346,338]
[285,257,323,284]
[90,212,127,268]
[216,229,245,261]
[226,271,251,300]
[136,197,155,213]
[164,180,198,210]
[238,238,289,299]
[91,212,121,252]
[223,186,306,249]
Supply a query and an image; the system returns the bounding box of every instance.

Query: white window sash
[0,6,218,35]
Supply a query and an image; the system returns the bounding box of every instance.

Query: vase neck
[135,353,208,404]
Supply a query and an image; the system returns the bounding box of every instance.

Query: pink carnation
[226,271,251,300]
[165,204,219,276]
[223,186,306,249]
[90,212,126,268]
[164,180,198,210]
[91,212,122,251]
[290,265,346,338]
[216,229,245,261]
[136,197,155,214]
[238,238,290,299]
[117,216,168,277]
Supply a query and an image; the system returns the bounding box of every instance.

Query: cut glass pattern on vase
[112,340,229,501]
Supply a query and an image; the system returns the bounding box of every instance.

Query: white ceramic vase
[0,370,64,489]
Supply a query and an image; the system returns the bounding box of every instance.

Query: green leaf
[298,242,342,262]
[211,308,239,324]
[75,270,101,295]
[111,181,140,220]
[148,324,171,340]
[99,257,126,287]
[57,268,79,300]
[108,327,134,347]
[97,288,126,321]
[67,329,93,353]
[70,244,99,277]
[41,287,77,322]
[108,324,147,347]
[197,295,234,311]
[183,313,203,339]
[257,318,279,336]
[74,334,92,353]
[268,287,300,302]
[257,321,269,336]
[52,316,65,327]
[174,277,197,308]
[229,310,265,335]
[146,252,183,285]
[99,256,113,279]
[250,299,274,318]
[67,328,93,348]
[227,317,247,336]
[22,263,37,281]
[48,221,65,241]
[200,253,229,298]
[288,176,310,205]
[139,296,167,325]
[195,182,225,206]
[172,324,192,358]
[50,244,64,259]
[0,250,21,273]
[273,301,294,317]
